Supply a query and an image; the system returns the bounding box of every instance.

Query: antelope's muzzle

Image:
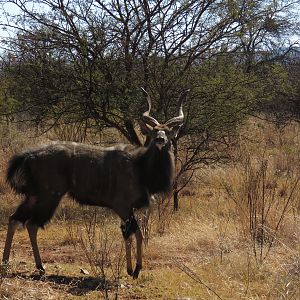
[155,130,168,147]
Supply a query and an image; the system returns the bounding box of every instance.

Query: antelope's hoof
[127,267,133,276]
[1,260,9,267]
[36,264,45,275]
[0,261,10,275]
[132,264,141,279]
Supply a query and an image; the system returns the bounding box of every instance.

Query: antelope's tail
[6,153,29,194]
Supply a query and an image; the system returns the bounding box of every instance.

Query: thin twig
[173,260,223,300]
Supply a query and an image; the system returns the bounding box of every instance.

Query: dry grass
[0,119,300,299]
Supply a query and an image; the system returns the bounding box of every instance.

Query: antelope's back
[7,142,147,211]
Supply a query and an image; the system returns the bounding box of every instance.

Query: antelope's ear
[139,120,153,136]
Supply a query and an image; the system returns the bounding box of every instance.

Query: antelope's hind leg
[2,193,61,273]
[26,222,44,273]
[2,195,34,266]
[2,218,20,265]
[26,193,62,272]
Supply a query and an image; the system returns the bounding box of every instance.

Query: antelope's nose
[156,137,165,143]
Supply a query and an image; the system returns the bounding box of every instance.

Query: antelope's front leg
[124,236,133,276]
[133,226,143,279]
[121,216,142,278]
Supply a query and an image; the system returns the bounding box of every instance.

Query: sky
[0,2,22,42]
[0,0,299,53]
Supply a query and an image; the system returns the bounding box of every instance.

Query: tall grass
[223,154,300,263]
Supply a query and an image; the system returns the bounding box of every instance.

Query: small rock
[80,268,89,275]
[120,283,132,289]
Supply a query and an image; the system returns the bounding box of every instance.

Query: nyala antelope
[2,90,185,278]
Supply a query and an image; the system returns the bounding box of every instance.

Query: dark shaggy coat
[6,141,175,227]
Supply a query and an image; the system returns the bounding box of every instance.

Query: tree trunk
[173,139,179,211]
[173,190,179,211]
[124,119,142,146]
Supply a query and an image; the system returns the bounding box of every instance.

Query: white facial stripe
[157,130,167,139]
[154,130,168,149]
